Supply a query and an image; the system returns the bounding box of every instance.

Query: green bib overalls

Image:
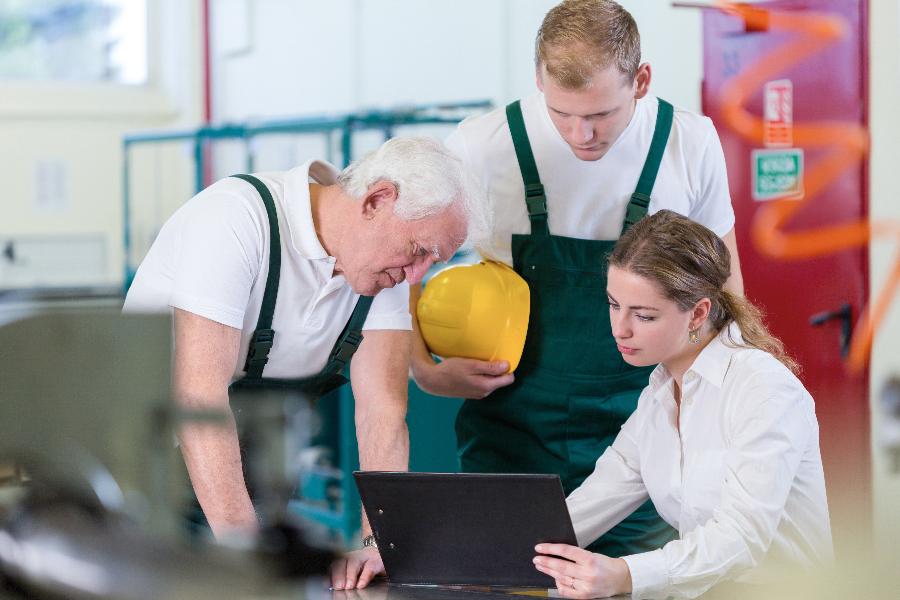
[186,174,371,530]
[456,100,678,557]
[228,174,372,397]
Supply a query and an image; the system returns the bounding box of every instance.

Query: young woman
[533,210,833,599]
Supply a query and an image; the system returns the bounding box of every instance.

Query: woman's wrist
[616,557,633,595]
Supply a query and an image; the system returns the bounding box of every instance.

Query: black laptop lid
[353,472,577,587]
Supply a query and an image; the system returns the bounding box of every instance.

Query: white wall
[210,0,703,121]
[868,0,900,566]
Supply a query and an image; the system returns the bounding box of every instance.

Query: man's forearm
[178,411,258,538]
[349,329,411,537]
[409,283,438,379]
[721,228,745,296]
[354,408,409,536]
[172,309,254,538]
[355,407,410,472]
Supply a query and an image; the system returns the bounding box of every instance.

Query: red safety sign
[763,79,793,148]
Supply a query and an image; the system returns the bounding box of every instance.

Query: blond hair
[535,0,641,89]
[608,210,800,374]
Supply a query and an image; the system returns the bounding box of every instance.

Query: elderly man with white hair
[123,137,486,579]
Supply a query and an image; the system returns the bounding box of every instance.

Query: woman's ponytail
[719,290,800,375]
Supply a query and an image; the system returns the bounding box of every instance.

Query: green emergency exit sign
[752,148,804,201]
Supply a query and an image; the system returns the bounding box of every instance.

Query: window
[0,0,147,84]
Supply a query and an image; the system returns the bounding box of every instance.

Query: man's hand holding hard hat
[415,261,529,398]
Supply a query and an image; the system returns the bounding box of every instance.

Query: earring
[688,329,701,344]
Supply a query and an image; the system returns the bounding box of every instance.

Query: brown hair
[535,0,641,89]
[608,210,800,374]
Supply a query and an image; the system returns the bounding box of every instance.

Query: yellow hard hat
[417,261,530,373]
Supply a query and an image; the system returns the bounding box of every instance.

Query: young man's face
[537,62,649,162]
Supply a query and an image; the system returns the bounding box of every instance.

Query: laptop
[353,472,577,587]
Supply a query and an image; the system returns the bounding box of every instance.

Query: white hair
[337,136,492,248]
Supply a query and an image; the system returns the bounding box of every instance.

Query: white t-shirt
[123,160,412,382]
[567,323,833,598]
[445,92,735,265]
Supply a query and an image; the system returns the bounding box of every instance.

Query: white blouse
[566,323,833,599]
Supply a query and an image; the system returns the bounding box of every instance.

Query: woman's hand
[533,543,632,598]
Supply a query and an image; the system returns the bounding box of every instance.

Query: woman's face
[606,265,700,369]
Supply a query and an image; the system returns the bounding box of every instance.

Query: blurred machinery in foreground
[0,310,335,599]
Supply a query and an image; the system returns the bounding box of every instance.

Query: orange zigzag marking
[714,1,900,373]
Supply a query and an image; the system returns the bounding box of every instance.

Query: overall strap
[228,295,374,396]
[231,174,281,379]
[320,295,374,380]
[506,101,549,237]
[621,98,675,235]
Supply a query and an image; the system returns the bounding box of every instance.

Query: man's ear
[633,63,651,100]
[361,180,399,220]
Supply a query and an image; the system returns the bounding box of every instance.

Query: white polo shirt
[123,160,412,382]
[445,92,735,265]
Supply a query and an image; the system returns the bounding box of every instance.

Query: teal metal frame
[121,100,491,545]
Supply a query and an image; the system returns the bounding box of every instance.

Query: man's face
[537,63,648,161]
[339,184,467,296]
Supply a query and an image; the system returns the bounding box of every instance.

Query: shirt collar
[689,321,743,388]
[648,321,744,397]
[282,159,341,260]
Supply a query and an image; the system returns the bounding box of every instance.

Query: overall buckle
[624,192,651,226]
[524,183,547,217]
[245,328,275,370]
[334,331,364,364]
